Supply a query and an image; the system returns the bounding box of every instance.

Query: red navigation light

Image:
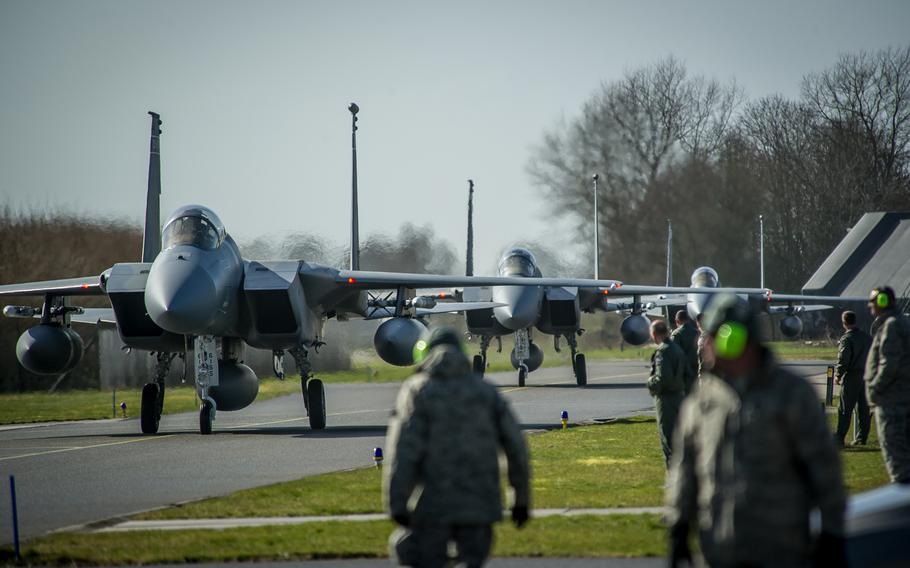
[439,292,448,299]
[80,284,89,289]
[602,289,609,296]
[347,277,356,284]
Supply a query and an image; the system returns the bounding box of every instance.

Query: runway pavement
[0,359,831,544]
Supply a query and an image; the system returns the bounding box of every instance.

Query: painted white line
[0,435,176,462]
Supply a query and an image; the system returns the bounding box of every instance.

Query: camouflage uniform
[384,345,530,567]
[697,331,712,379]
[834,327,872,445]
[865,309,910,483]
[647,338,685,467]
[667,350,846,568]
[671,321,699,394]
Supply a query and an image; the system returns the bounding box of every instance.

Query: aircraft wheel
[301,377,310,414]
[199,399,214,435]
[140,383,160,434]
[518,365,527,388]
[307,379,326,430]
[575,354,587,387]
[472,355,485,375]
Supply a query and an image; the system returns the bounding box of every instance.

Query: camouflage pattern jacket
[865,310,910,406]
[670,322,699,385]
[835,327,871,382]
[667,351,845,567]
[383,346,530,526]
[647,339,685,396]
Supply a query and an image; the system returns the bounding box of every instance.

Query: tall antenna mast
[349,102,360,271]
[665,219,673,287]
[466,180,474,277]
[759,214,765,289]
[593,174,600,280]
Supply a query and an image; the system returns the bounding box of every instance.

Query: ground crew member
[696,312,713,378]
[647,319,685,468]
[834,310,872,447]
[670,310,699,394]
[667,294,846,568]
[865,286,910,484]
[384,327,530,568]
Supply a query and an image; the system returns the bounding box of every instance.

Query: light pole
[593,174,600,280]
[349,103,360,271]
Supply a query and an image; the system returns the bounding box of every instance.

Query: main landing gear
[140,352,176,434]
[566,333,587,387]
[473,336,492,376]
[290,345,326,430]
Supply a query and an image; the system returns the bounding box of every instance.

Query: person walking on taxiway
[834,310,872,447]
[667,294,846,568]
[865,286,910,483]
[383,327,530,568]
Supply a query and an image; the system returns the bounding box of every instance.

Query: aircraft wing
[768,304,832,315]
[364,301,505,320]
[70,307,117,325]
[334,270,622,290]
[0,276,105,298]
[767,293,868,303]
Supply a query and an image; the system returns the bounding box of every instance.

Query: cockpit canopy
[690,266,719,288]
[162,206,226,251]
[498,248,539,278]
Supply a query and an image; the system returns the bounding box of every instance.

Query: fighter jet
[0,111,655,435]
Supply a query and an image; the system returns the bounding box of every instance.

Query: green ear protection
[715,321,749,360]
[876,292,890,309]
[412,339,429,365]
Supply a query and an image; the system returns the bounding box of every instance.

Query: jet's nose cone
[493,286,541,330]
[145,254,218,334]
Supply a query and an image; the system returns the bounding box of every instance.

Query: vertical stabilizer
[466,180,474,276]
[665,219,673,287]
[142,112,162,263]
[349,103,360,271]
[759,214,765,289]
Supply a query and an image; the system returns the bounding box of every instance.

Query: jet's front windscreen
[498,249,537,277]
[162,216,220,250]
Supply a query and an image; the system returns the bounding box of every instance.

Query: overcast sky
[1,0,908,275]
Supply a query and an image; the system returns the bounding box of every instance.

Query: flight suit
[384,345,530,568]
[697,331,713,379]
[667,350,846,568]
[865,309,910,483]
[647,338,685,467]
[834,327,872,445]
[671,321,699,394]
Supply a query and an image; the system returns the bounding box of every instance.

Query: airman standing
[834,310,872,447]
[671,310,699,395]
[647,319,685,468]
[865,286,910,483]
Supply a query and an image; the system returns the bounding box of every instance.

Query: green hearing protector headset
[715,321,749,360]
[876,291,890,309]
[412,339,429,365]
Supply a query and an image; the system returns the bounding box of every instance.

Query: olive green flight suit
[647,338,685,468]
[671,321,699,394]
[834,327,872,445]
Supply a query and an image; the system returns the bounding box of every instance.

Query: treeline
[528,46,910,291]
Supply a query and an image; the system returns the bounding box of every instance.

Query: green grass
[2,416,889,565]
[0,379,300,425]
[2,515,666,565]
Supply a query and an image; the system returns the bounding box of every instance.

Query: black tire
[199,400,214,435]
[518,366,527,387]
[472,355,485,375]
[140,383,160,434]
[301,377,310,414]
[575,353,587,387]
[307,379,326,430]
